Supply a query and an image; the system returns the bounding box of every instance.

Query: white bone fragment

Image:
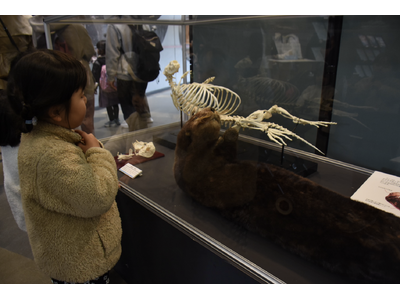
[133,141,156,158]
[117,148,135,161]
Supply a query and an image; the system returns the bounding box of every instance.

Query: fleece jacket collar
[34,121,83,144]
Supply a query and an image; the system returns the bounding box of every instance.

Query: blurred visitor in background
[106,16,154,130]
[92,40,120,128]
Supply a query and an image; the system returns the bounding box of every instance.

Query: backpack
[99,64,115,93]
[125,25,163,82]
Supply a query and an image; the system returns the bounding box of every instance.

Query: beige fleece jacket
[18,121,122,283]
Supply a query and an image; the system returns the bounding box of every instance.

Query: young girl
[6,49,122,284]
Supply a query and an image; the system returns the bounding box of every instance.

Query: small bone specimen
[133,141,156,158]
[117,141,156,160]
[164,60,336,154]
[117,148,135,161]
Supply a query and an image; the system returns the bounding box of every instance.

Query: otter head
[176,108,221,152]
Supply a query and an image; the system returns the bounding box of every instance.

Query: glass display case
[42,15,400,283]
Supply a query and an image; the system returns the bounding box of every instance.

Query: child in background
[6,49,122,284]
[92,40,120,127]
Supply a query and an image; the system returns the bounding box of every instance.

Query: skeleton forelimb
[220,114,325,154]
[267,105,337,127]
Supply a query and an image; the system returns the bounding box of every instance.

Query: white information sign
[351,171,400,218]
[119,163,143,179]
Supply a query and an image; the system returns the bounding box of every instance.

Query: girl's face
[47,88,87,129]
[67,88,87,129]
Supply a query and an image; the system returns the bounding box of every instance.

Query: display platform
[101,124,373,284]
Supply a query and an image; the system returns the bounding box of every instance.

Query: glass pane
[32,15,400,283]
[191,16,330,154]
[329,16,400,176]
[40,15,183,140]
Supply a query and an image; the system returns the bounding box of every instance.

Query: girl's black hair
[0,89,24,146]
[3,49,87,144]
[0,50,32,146]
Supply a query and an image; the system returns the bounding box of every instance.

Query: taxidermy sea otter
[174,107,400,283]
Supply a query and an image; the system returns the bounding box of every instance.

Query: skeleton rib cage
[164,60,336,155]
[172,76,241,117]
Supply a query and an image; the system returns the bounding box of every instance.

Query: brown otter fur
[174,108,400,283]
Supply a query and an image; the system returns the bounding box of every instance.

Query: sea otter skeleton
[164,60,336,154]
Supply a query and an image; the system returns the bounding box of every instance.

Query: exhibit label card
[351,171,400,218]
[119,163,143,179]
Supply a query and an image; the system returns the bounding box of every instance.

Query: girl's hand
[74,129,101,153]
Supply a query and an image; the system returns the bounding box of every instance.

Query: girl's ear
[48,106,63,122]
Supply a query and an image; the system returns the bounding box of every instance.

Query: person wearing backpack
[106,16,157,129]
[92,40,120,127]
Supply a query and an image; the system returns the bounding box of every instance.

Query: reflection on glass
[37,15,400,283]
[42,15,183,142]
[330,16,400,176]
[192,16,329,153]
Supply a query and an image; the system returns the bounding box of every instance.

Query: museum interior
[1,15,400,285]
